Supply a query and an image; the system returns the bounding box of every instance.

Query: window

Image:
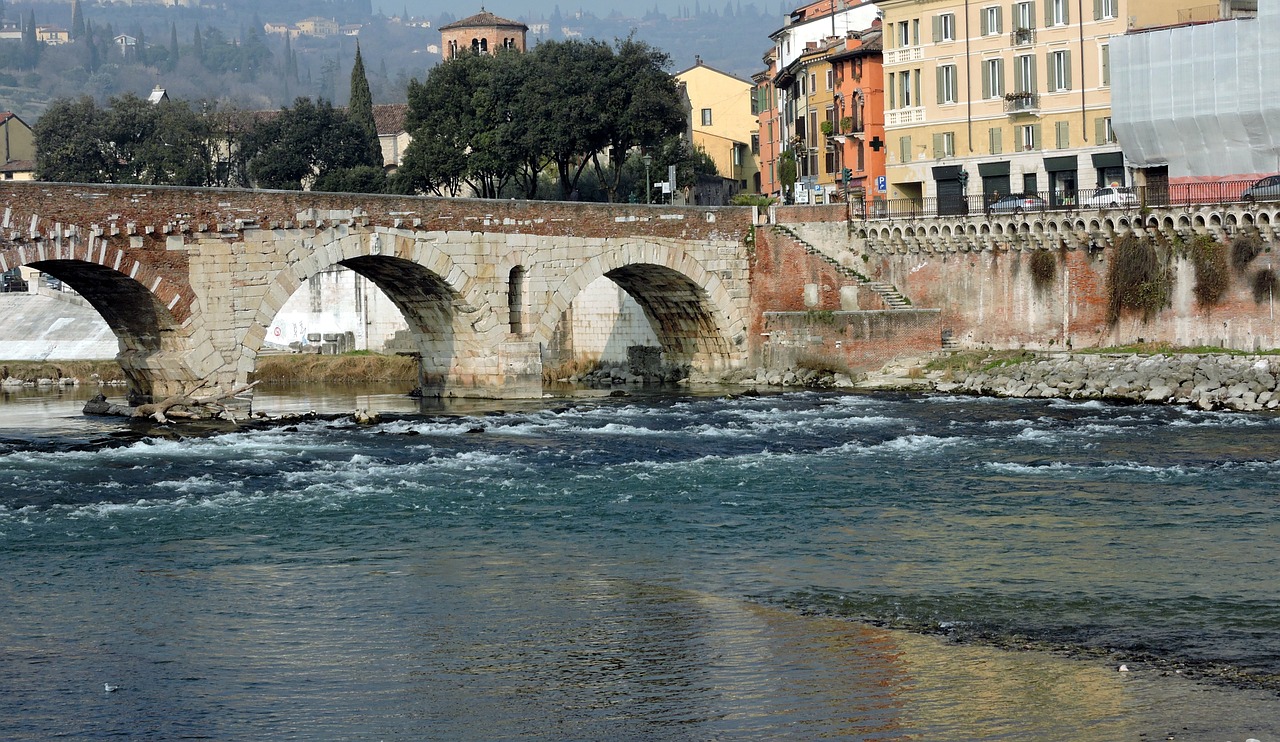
[1019,123,1039,151]
[981,6,1003,35]
[1055,120,1070,149]
[937,64,958,104]
[933,131,955,157]
[701,108,713,126]
[1014,2,1034,32]
[1050,49,1072,91]
[898,21,911,47]
[1096,116,1116,144]
[825,69,834,90]
[989,126,1003,155]
[1048,0,1069,25]
[751,132,760,154]
[1016,54,1035,93]
[983,58,1004,98]
[934,12,956,42]
[1095,0,1115,20]
[899,69,914,107]
[1100,43,1110,86]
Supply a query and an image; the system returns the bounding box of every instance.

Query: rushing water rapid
[1,387,1278,740]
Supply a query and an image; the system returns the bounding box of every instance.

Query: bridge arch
[243,229,483,393]
[535,240,748,376]
[0,247,192,399]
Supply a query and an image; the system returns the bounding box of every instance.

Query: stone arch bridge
[0,184,755,400]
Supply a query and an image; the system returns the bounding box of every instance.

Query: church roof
[440,10,528,31]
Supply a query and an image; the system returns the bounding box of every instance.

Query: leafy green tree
[589,36,686,202]
[520,39,613,199]
[245,97,381,191]
[34,97,110,182]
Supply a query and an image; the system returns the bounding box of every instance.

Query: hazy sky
[382,0,728,19]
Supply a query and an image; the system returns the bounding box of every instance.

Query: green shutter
[1093,0,1102,20]
[1095,116,1105,144]
[995,7,1003,33]
[933,15,943,42]
[1063,0,1070,24]
[990,126,1002,155]
[1045,0,1053,26]
[1102,44,1110,85]
[1029,2,1037,29]
[933,132,944,158]
[1032,123,1042,150]
[900,136,912,163]
[889,72,896,109]
[1030,55,1038,93]
[1056,120,1069,148]
[980,9,989,35]
[1064,50,1072,89]
[936,66,945,104]
[982,63,991,98]
[997,59,1004,96]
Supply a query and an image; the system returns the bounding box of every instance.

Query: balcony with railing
[1010,27,1035,46]
[1003,91,1040,115]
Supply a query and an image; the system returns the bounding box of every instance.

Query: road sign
[876,176,887,193]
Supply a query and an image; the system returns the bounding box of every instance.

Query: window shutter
[997,59,1005,95]
[1045,0,1053,25]
[937,66,945,104]
[990,126,1002,154]
[995,7,1003,33]
[1056,120,1069,148]
[1095,116,1106,144]
[933,132,944,158]
[1029,2,1037,29]
[900,136,912,163]
[1063,0,1070,24]
[889,72,896,108]
[981,9,989,35]
[1032,123,1042,150]
[1064,50,1072,89]
[1030,55,1038,93]
[933,15,943,42]
[1093,0,1102,20]
[982,63,991,98]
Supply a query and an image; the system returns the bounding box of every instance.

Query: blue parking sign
[876,176,887,193]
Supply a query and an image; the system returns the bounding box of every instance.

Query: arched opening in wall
[1194,215,1207,229]
[508,265,525,336]
[260,257,457,395]
[265,262,407,356]
[544,264,734,381]
[20,259,180,399]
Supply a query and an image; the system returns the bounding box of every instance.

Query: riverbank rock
[948,353,1280,412]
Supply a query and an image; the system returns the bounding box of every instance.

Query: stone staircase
[771,225,913,310]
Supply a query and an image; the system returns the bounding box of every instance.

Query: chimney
[695,54,702,66]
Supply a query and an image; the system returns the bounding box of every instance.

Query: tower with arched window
[440,9,528,61]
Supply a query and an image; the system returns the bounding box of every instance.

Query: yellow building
[675,57,760,194]
[875,0,1212,211]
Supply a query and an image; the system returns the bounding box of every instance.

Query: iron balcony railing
[853,179,1275,221]
[1003,92,1040,114]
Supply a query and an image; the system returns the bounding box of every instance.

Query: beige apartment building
[675,57,760,196]
[876,0,1217,211]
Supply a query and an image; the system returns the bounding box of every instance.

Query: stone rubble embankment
[934,353,1280,412]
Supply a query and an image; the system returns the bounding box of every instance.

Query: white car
[1081,186,1138,208]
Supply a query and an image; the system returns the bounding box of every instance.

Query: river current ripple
[1,388,1278,740]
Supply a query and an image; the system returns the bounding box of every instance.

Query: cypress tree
[20,10,38,70]
[348,42,381,167]
[168,22,179,70]
[192,23,204,66]
[70,0,84,40]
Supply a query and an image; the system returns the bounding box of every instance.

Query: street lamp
[642,154,652,204]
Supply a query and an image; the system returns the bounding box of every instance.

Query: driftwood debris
[84,381,260,423]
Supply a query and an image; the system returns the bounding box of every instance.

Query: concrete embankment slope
[0,293,117,360]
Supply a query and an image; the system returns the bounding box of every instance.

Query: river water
[1,383,1278,740]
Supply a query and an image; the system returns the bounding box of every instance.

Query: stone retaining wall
[938,353,1280,412]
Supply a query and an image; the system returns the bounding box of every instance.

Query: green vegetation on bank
[0,360,125,383]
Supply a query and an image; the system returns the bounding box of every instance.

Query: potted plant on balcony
[820,120,834,137]
[841,116,854,132]
[1004,91,1034,102]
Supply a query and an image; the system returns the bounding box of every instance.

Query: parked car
[1,268,25,293]
[1081,186,1138,208]
[1242,175,1280,201]
[987,193,1048,215]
